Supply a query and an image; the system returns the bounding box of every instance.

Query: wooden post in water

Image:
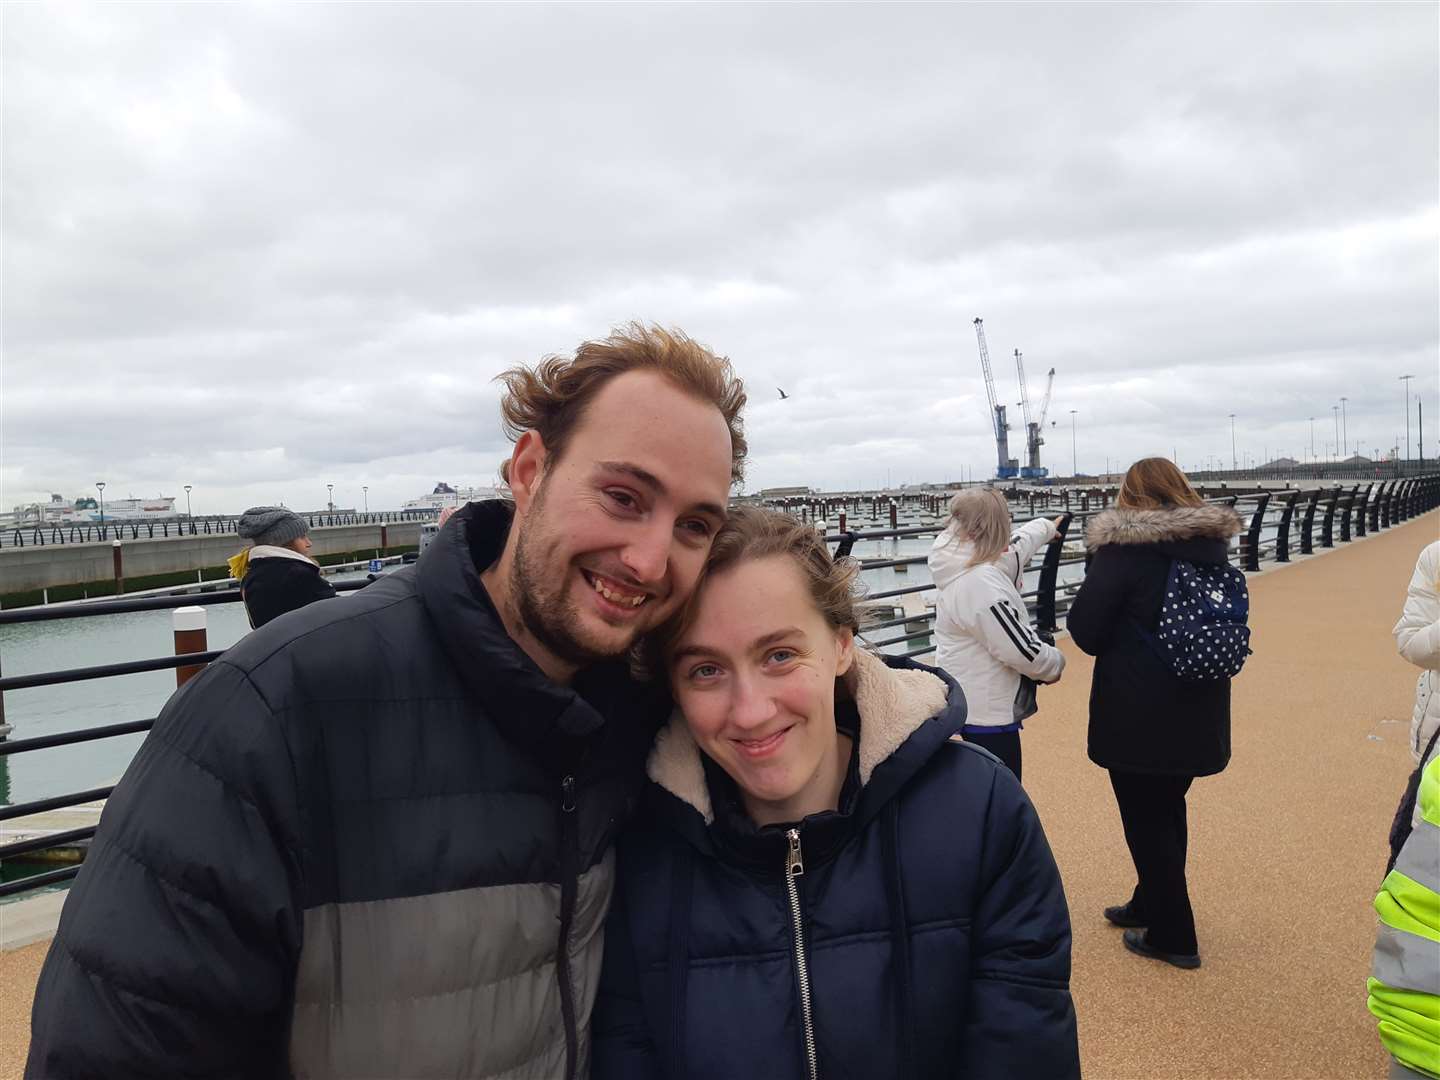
[174,607,208,688]
[112,540,124,595]
[838,510,847,532]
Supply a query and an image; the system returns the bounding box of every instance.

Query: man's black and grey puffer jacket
[591,650,1079,1080]
[27,500,665,1080]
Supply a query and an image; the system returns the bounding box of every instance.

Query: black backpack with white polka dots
[1145,558,1252,682]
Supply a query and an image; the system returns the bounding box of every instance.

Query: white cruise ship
[402,482,504,513]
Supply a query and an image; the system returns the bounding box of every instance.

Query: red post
[838,510,847,532]
[174,607,208,688]
[888,501,898,529]
[380,524,389,551]
[112,540,124,595]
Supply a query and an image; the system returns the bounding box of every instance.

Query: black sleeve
[26,662,305,1080]
[1064,545,1129,656]
[960,766,1080,1079]
[590,880,662,1080]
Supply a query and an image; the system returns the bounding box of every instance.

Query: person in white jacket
[929,488,1066,780]
[1395,539,1440,825]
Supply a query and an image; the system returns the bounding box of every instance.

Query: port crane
[1014,349,1056,479]
[973,317,1018,479]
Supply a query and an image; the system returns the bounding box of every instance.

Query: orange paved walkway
[1024,509,1437,1079]
[1,509,1435,1079]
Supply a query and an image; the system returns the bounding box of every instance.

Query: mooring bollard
[174,607,208,688]
[838,509,847,532]
[112,539,124,595]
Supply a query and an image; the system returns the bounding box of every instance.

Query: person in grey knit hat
[230,506,335,629]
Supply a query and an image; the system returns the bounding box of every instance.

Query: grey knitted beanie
[238,506,309,547]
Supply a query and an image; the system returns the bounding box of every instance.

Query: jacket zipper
[558,774,580,1080]
[785,827,819,1080]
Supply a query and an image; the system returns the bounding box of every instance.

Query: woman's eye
[766,649,796,666]
[688,664,721,680]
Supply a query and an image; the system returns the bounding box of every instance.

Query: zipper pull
[786,828,804,877]
[561,774,576,813]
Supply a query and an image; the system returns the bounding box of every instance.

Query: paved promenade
[1,509,1434,1078]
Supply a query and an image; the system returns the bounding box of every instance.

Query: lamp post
[363,486,369,514]
[1400,374,1414,464]
[1069,410,1077,477]
[1229,413,1237,472]
[1309,417,1315,463]
[184,484,193,519]
[1332,404,1340,460]
[327,483,334,512]
[1340,397,1348,459]
[96,481,106,529]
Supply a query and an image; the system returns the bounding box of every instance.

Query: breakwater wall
[0,522,423,599]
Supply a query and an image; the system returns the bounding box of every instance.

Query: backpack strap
[1386,722,1440,875]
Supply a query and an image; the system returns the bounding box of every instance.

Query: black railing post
[1299,489,1321,555]
[1354,484,1372,537]
[1338,486,1358,543]
[1370,481,1387,532]
[1273,491,1298,562]
[1241,494,1269,571]
[1381,481,1395,528]
[1320,487,1340,548]
[1034,514,1073,634]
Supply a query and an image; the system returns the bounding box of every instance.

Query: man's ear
[507,431,549,516]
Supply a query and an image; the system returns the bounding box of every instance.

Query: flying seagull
[777,387,789,400]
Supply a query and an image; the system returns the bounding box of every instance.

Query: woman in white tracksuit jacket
[929,488,1066,781]
[1396,539,1440,825]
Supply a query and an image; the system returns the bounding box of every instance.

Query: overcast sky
[4,3,1436,513]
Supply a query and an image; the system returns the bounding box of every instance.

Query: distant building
[759,485,813,499]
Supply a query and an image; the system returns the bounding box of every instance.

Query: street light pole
[1069,410,1077,477]
[1309,417,1315,463]
[1340,397,1348,459]
[1229,413,1236,471]
[1332,404,1339,460]
[184,484,193,519]
[96,481,106,528]
[1400,374,1414,464]
[327,483,334,512]
[363,486,369,514]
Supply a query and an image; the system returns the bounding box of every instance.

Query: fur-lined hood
[646,647,952,826]
[1085,504,1244,550]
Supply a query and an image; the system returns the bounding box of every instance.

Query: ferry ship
[402,482,503,513]
[12,493,180,524]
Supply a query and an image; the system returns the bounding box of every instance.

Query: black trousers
[965,730,1022,782]
[1108,770,1197,955]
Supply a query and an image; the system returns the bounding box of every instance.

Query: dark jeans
[1109,770,1197,955]
[965,729,1022,782]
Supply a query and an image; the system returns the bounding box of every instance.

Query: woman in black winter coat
[592,508,1078,1080]
[1066,458,1243,970]
[228,506,337,629]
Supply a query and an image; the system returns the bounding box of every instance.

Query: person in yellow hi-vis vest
[1369,752,1440,1080]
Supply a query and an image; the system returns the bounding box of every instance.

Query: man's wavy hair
[495,323,748,486]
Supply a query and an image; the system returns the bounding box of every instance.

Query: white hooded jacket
[929,516,1066,732]
[1395,540,1440,809]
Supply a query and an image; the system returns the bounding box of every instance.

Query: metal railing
[2,510,437,549]
[1,475,1436,899]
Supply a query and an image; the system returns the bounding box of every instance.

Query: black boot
[1103,903,1146,928]
[1123,928,1201,970]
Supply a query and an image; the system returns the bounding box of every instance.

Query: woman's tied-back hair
[495,322,748,485]
[638,507,860,680]
[1116,457,1205,511]
[945,487,1012,567]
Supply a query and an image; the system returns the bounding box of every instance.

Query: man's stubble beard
[510,481,650,669]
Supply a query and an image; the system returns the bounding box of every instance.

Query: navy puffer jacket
[592,649,1078,1080]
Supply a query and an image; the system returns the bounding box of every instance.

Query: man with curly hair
[28,325,747,1080]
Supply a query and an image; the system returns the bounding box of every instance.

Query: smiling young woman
[594,507,1080,1080]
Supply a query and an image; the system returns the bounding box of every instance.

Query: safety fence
[0,475,1435,899]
